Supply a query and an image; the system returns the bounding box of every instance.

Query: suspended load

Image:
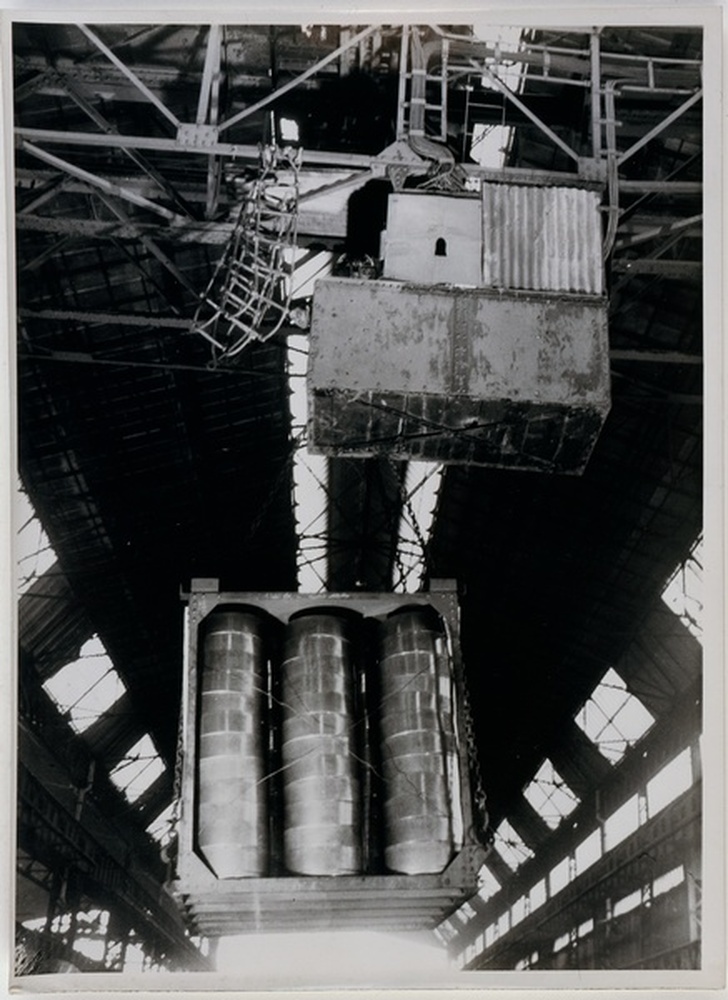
[172,579,487,935]
[307,184,610,474]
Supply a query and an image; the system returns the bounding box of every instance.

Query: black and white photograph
[4,5,724,993]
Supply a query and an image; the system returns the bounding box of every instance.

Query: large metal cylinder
[378,606,458,874]
[280,610,362,875]
[196,607,268,878]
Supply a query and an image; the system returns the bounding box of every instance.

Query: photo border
[1,2,724,996]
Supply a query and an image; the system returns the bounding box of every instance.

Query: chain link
[168,656,188,881]
[388,456,488,842]
[457,658,490,844]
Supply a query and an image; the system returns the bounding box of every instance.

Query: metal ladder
[396,26,450,142]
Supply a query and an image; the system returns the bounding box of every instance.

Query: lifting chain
[387,455,489,843]
[457,661,489,845]
[168,689,187,881]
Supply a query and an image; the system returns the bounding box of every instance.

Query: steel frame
[172,578,487,934]
[13,20,704,962]
[14,23,702,263]
[450,680,702,956]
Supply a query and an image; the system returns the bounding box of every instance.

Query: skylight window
[528,878,547,913]
[16,484,57,595]
[553,931,571,953]
[603,793,641,852]
[70,909,110,964]
[574,828,602,876]
[523,758,580,829]
[43,636,127,734]
[493,818,535,871]
[476,864,501,902]
[662,536,703,641]
[510,895,526,926]
[278,118,300,144]
[146,802,175,848]
[469,26,523,168]
[653,865,685,899]
[614,888,643,918]
[549,856,571,896]
[575,668,655,763]
[452,901,477,926]
[646,747,694,818]
[109,733,165,804]
[435,920,458,946]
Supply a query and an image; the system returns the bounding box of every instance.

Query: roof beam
[133,770,174,826]
[548,722,613,800]
[92,191,201,297]
[76,23,181,130]
[15,125,374,168]
[453,680,702,954]
[16,207,346,242]
[610,259,702,278]
[18,760,206,969]
[58,70,197,220]
[13,128,701,203]
[477,61,581,164]
[617,89,702,168]
[196,24,223,126]
[17,212,233,245]
[19,306,192,329]
[18,140,187,223]
[507,797,554,852]
[80,693,149,771]
[17,175,71,216]
[198,25,224,219]
[610,348,702,365]
[18,563,95,682]
[218,24,381,133]
[613,213,702,251]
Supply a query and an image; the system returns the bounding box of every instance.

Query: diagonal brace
[18,140,187,224]
[77,23,181,129]
[617,89,702,167]
[477,61,581,163]
[218,25,381,134]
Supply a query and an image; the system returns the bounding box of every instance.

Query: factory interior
[10,17,715,982]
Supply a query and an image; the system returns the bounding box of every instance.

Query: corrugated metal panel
[482,184,604,294]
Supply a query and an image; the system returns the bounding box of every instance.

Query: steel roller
[378,606,458,874]
[197,607,269,878]
[280,610,362,875]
